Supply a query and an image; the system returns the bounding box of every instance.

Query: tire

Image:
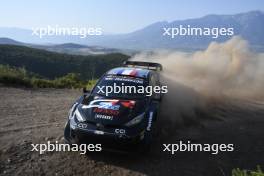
[138,129,153,154]
[139,112,157,154]
[64,121,72,144]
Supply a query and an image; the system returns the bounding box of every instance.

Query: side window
[151,73,160,87]
[149,74,159,99]
[150,75,156,86]
[154,73,160,87]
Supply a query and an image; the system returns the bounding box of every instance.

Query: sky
[0,0,264,34]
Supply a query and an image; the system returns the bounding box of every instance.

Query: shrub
[0,64,94,89]
[232,166,264,176]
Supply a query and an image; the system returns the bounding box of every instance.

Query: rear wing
[123,61,163,71]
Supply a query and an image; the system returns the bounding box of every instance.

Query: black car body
[64,61,163,152]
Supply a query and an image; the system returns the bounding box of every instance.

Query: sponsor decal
[83,99,135,115]
[77,123,88,129]
[146,112,153,131]
[82,99,120,110]
[98,102,120,110]
[105,76,144,84]
[115,129,126,134]
[95,114,113,120]
[93,108,119,115]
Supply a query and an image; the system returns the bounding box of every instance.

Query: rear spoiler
[123,61,163,71]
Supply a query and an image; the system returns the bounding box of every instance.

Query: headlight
[74,108,85,122]
[68,103,78,119]
[125,112,145,127]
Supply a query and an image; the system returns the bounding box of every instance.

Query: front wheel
[64,121,72,144]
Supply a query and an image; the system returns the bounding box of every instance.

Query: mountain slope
[0,37,24,45]
[33,43,122,55]
[85,11,264,50]
[0,11,263,50]
[0,38,125,55]
[0,45,129,80]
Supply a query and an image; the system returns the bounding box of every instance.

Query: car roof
[107,67,151,78]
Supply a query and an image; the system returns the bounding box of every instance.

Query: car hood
[77,95,147,125]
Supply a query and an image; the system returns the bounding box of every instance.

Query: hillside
[0,45,129,80]
[34,43,123,55]
[0,38,128,55]
[0,37,23,45]
[85,11,264,50]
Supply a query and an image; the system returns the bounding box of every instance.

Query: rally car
[64,61,163,152]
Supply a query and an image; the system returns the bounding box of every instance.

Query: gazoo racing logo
[82,100,120,110]
[82,99,120,116]
[97,102,120,110]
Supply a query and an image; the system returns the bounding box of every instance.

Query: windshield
[92,75,147,99]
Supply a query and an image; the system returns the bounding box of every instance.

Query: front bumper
[68,117,147,148]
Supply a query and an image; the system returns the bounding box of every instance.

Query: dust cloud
[130,37,264,124]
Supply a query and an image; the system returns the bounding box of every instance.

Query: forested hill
[0,44,129,80]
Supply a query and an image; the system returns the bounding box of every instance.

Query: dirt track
[0,86,264,176]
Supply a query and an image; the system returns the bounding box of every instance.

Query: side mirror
[82,87,89,94]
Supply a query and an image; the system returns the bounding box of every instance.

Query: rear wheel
[139,111,158,154]
[140,130,152,153]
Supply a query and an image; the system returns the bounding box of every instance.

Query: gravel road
[0,87,264,176]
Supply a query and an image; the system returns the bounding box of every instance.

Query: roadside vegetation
[0,64,95,89]
[0,44,129,89]
[232,166,264,176]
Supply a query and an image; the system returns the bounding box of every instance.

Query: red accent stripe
[129,69,137,76]
[111,100,119,105]
[120,100,135,109]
